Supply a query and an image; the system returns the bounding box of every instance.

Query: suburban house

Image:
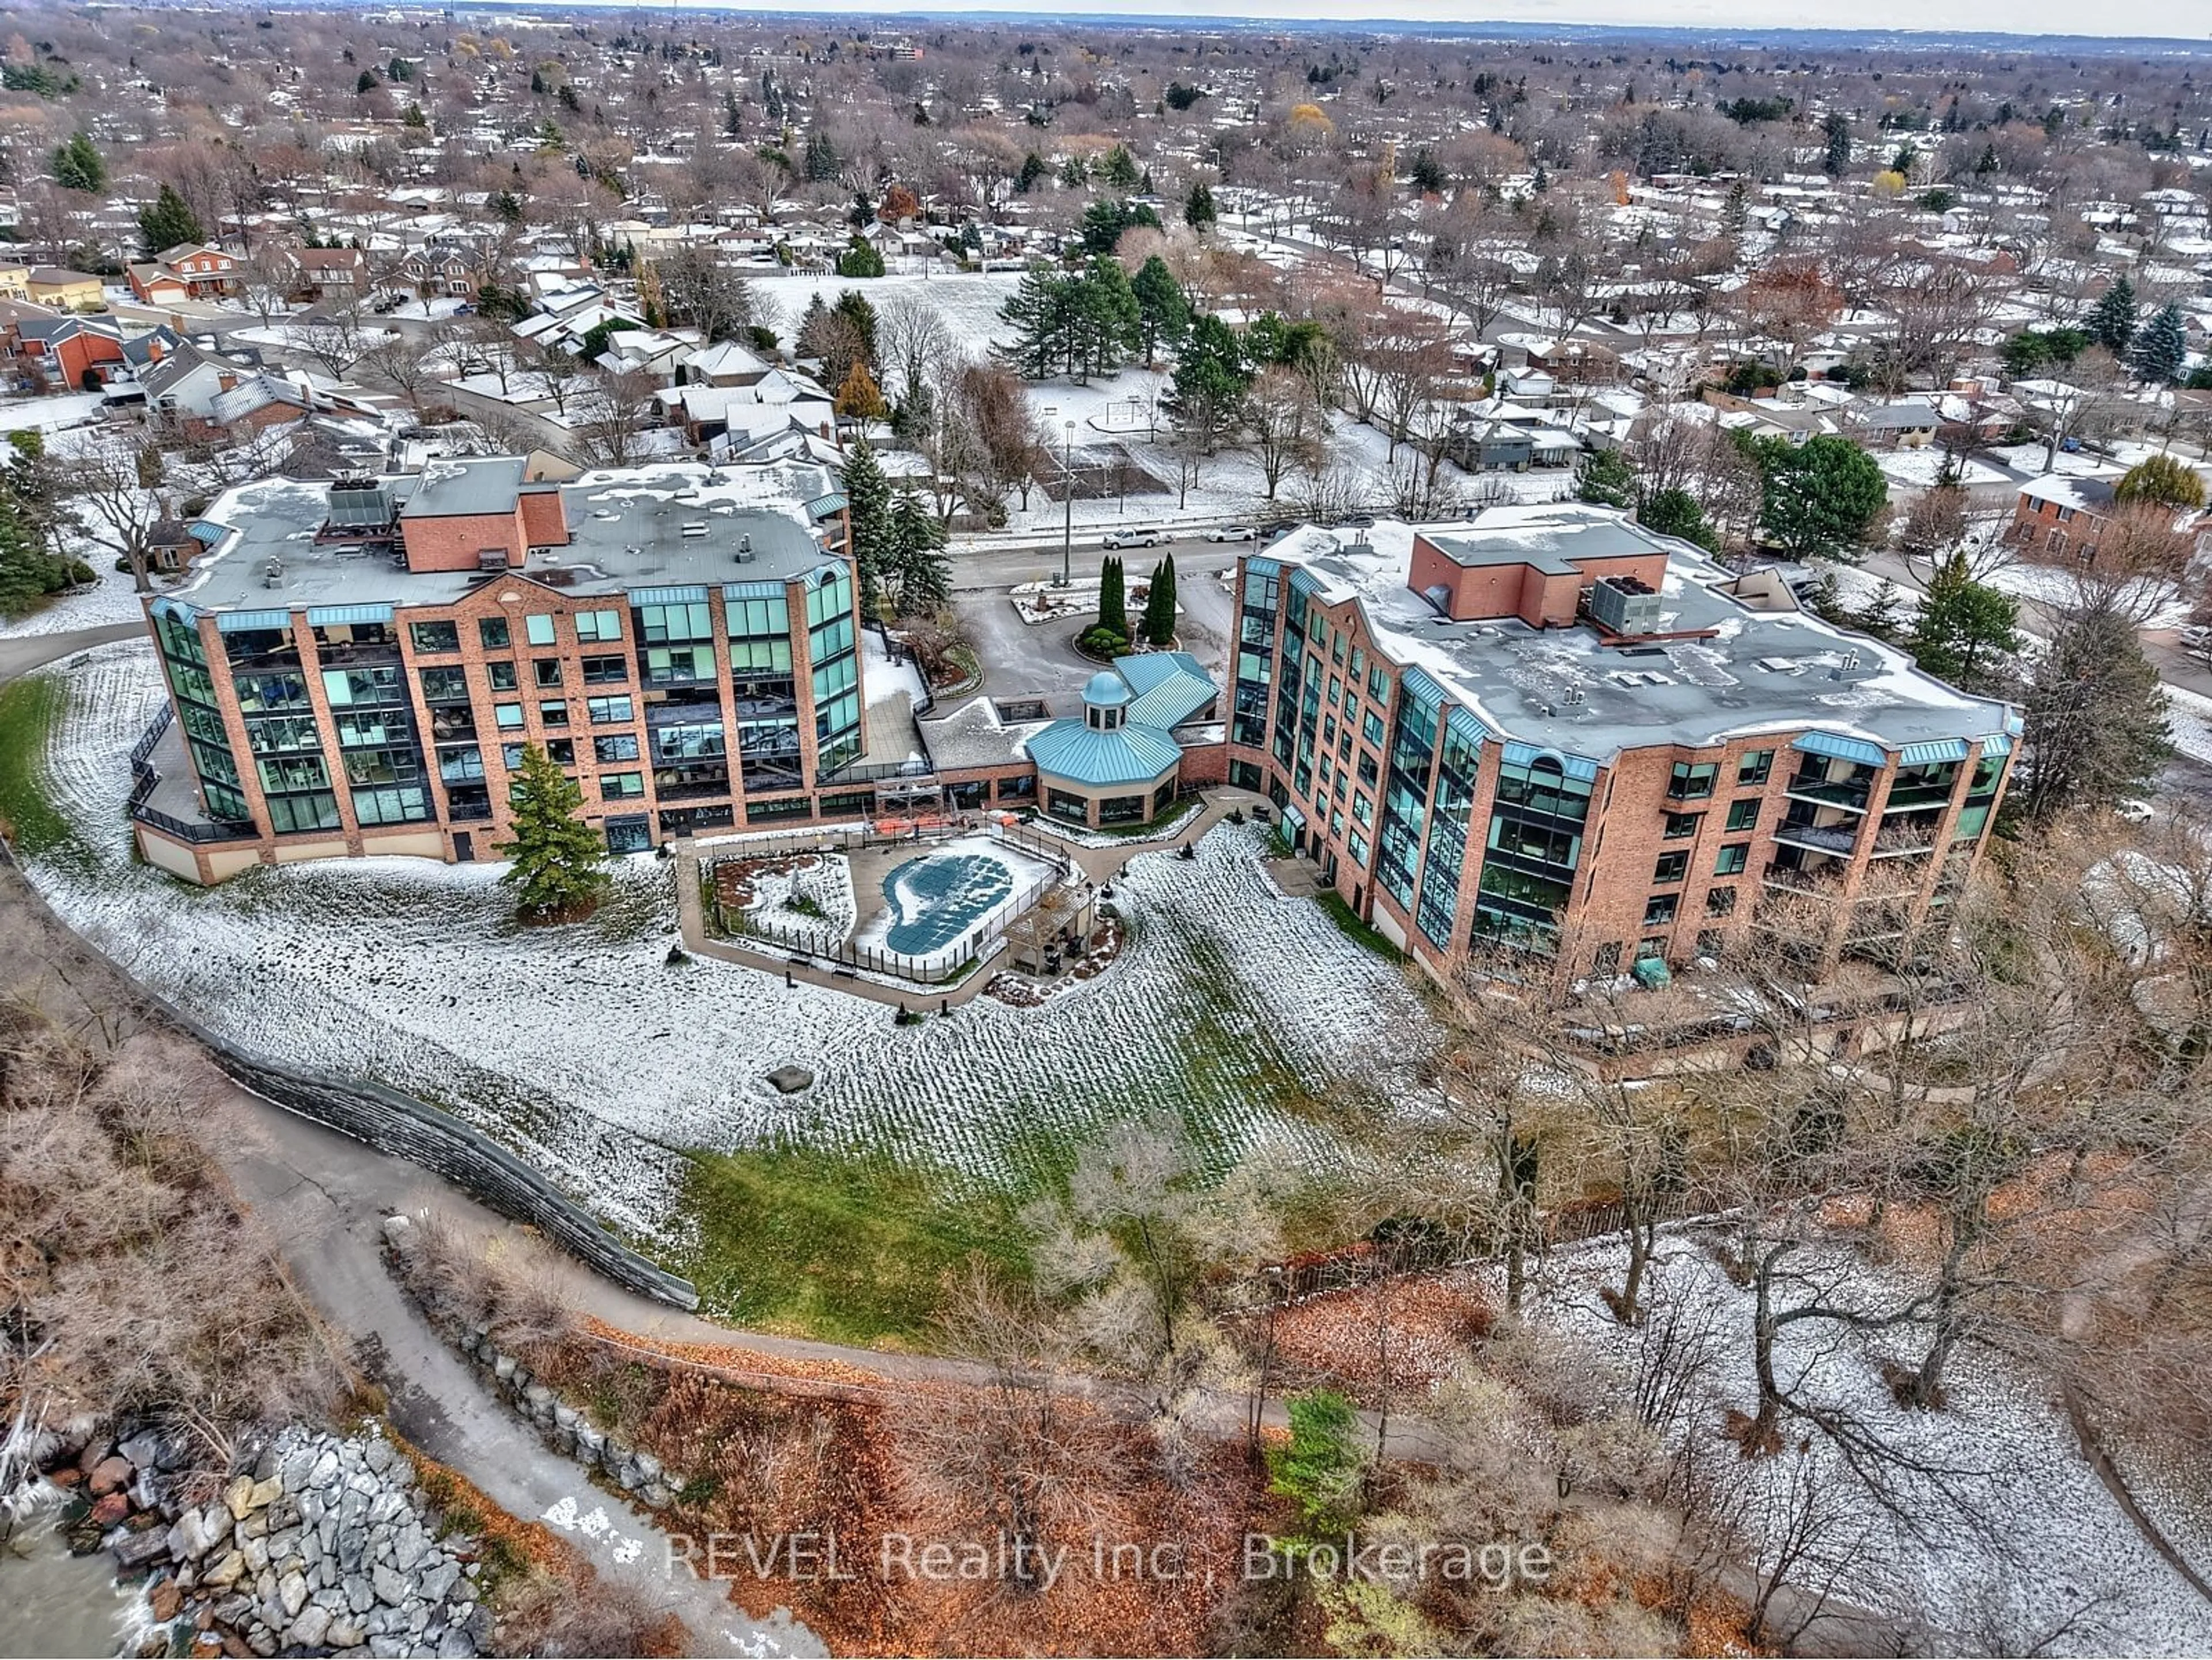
[3,314,178,392]
[127,243,240,303]
[399,244,487,299]
[0,264,32,301]
[287,246,369,301]
[27,268,105,310]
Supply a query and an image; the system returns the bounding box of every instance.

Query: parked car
[1206,524,1259,543]
[2179,624,2212,650]
[1103,528,1167,549]
[2115,798,2155,824]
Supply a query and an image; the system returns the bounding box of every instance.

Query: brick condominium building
[132,456,876,883]
[1228,507,2020,980]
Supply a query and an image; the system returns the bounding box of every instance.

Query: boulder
[245,1478,282,1513]
[112,1528,169,1570]
[150,1580,184,1623]
[240,1536,269,1576]
[363,1438,396,1476]
[417,1560,461,1605]
[767,1064,814,1093]
[287,1605,332,1649]
[90,1492,131,1527]
[306,1449,339,1492]
[202,1551,247,1591]
[278,1449,316,1494]
[370,1563,411,1608]
[631,1451,663,1484]
[88,1457,132,1498]
[118,1431,166,1472]
[343,1573,374,1614]
[391,1522,430,1573]
[325,1617,365,1648]
[224,1476,256,1521]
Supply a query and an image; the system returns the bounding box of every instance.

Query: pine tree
[0,484,66,619]
[1016,151,1048,194]
[1576,446,1638,510]
[835,361,887,425]
[51,131,104,192]
[2128,303,2188,385]
[1097,554,1127,640]
[137,184,204,255]
[1100,145,1141,190]
[1183,180,1217,230]
[1070,253,1140,380]
[842,436,896,610]
[2086,276,2137,356]
[836,233,885,278]
[1142,555,1177,646]
[1822,111,1852,177]
[1908,551,2021,693]
[997,260,1070,380]
[495,744,610,922]
[2115,451,2206,511]
[1130,255,1188,367]
[884,493,950,616]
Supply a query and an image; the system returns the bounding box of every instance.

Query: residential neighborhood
[1,7,2211,1660]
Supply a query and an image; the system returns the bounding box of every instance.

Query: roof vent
[262,558,284,588]
[735,532,753,562]
[680,521,709,539]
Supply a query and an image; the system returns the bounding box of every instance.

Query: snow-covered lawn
[0,572,155,639]
[1524,1233,2212,1655]
[13,640,1422,1249]
[741,854,857,954]
[2164,683,2212,768]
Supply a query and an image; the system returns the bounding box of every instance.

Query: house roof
[1113,650,1215,730]
[1025,717,1182,789]
[2019,474,2118,514]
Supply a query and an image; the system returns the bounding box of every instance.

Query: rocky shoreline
[43,1420,488,1659]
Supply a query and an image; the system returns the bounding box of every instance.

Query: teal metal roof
[628,584,709,605]
[1899,738,1969,765]
[1793,730,1889,768]
[1082,669,1131,708]
[216,608,290,631]
[1501,740,1601,781]
[1114,651,1215,730]
[305,603,393,626]
[1027,719,1182,788]
[1979,732,2013,757]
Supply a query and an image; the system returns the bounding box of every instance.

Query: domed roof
[1082,669,1131,707]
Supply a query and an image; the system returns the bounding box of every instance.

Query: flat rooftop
[171,459,846,616]
[1270,507,2016,762]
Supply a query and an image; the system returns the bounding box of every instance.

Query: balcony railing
[1772,821,1860,856]
[1870,826,1940,858]
[1784,775,1873,812]
[1882,782,1959,812]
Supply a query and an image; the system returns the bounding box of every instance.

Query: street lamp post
[1059,418,1076,589]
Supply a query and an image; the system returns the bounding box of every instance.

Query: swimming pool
[878,852,1017,956]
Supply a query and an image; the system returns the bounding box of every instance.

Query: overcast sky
[657,0,2206,43]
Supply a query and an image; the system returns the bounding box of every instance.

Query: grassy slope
[0,674,69,857]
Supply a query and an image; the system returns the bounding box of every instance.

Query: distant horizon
[436,0,2212,48]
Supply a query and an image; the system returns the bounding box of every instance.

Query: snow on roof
[1264,509,2013,767]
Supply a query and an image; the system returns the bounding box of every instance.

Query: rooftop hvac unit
[262,558,284,588]
[680,521,709,539]
[735,532,753,562]
[1588,575,1662,636]
[325,479,393,528]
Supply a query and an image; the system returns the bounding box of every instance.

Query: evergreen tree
[1142,555,1177,646]
[836,233,885,278]
[1069,253,1140,380]
[0,485,67,619]
[998,260,1070,379]
[832,289,878,367]
[1058,154,1086,189]
[884,493,950,616]
[1638,487,1719,551]
[841,436,896,609]
[495,744,610,922]
[804,130,841,182]
[1721,177,1748,237]
[51,131,104,192]
[1097,554,1128,640]
[1099,144,1141,190]
[2115,451,2206,511]
[2128,302,2188,385]
[1183,180,1217,230]
[1822,111,1852,177]
[1407,147,1447,194]
[1907,551,2021,693]
[1751,434,1888,559]
[1267,1389,1365,1533]
[356,69,379,94]
[137,183,203,255]
[1016,151,1049,194]
[1130,255,1189,366]
[835,361,887,425]
[1575,446,1637,510]
[2086,276,2137,356]
[1161,314,1249,455]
